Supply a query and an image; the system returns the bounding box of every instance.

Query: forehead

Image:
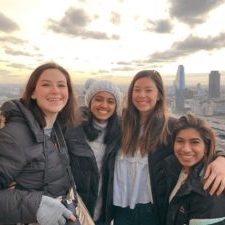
[38,69,67,82]
[134,77,156,88]
[93,91,115,99]
[176,128,202,139]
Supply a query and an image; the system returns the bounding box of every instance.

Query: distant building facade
[208,70,220,98]
[175,65,185,113]
[176,65,185,90]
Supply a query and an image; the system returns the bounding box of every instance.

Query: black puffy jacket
[65,123,120,225]
[165,156,225,225]
[0,99,71,224]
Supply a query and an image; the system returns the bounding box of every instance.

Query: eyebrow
[39,80,67,83]
[94,95,115,99]
[175,136,202,141]
[133,86,154,89]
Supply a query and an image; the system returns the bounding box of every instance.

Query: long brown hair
[172,113,216,169]
[121,70,169,156]
[21,62,80,128]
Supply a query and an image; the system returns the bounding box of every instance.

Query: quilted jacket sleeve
[0,131,43,223]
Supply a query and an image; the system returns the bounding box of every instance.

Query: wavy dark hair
[121,70,169,156]
[172,113,216,170]
[21,62,80,128]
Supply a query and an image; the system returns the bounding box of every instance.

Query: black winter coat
[144,117,176,225]
[164,156,225,225]
[65,124,120,225]
[0,100,71,224]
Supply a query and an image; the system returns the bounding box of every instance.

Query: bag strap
[53,122,78,204]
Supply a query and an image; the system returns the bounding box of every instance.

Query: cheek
[198,149,205,160]
[174,145,179,155]
[153,93,159,101]
[65,91,69,101]
[131,93,135,102]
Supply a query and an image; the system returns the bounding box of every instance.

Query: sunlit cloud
[0,36,26,44]
[0,12,19,32]
[169,0,225,26]
[47,7,119,40]
[146,19,173,33]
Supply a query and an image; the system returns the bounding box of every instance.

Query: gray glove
[36,195,73,225]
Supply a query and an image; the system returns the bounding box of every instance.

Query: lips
[97,109,109,115]
[47,97,63,101]
[179,154,194,161]
[136,101,149,105]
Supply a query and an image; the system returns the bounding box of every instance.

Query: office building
[175,65,185,112]
[208,71,220,98]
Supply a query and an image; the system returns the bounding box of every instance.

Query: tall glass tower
[176,65,185,90]
[175,65,185,113]
[208,71,220,98]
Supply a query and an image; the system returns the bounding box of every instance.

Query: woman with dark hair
[165,113,225,225]
[113,70,225,225]
[0,62,80,225]
[65,80,122,225]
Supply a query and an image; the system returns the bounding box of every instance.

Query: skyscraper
[176,65,185,90]
[208,71,220,98]
[175,65,185,112]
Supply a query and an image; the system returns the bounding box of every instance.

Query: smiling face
[132,77,159,121]
[90,91,116,123]
[32,68,68,124]
[174,128,206,173]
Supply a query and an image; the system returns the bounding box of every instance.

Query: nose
[51,85,60,93]
[138,90,146,97]
[99,100,109,108]
[182,143,191,152]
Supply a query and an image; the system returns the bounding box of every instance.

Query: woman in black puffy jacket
[66,79,122,225]
[165,113,225,225]
[0,62,79,225]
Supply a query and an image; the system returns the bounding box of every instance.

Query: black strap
[53,122,78,204]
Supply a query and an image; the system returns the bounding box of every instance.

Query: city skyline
[1,0,225,84]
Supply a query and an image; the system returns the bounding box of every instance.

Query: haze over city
[1,0,225,85]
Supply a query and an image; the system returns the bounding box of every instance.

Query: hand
[8,181,16,190]
[37,196,77,225]
[203,156,225,195]
[0,113,6,129]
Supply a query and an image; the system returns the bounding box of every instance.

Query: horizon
[1,71,225,87]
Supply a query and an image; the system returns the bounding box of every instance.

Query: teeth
[48,98,61,101]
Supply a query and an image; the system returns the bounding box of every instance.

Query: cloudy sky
[1,0,225,84]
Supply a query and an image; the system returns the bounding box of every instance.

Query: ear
[31,93,36,100]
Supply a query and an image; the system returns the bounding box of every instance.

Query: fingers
[203,157,225,196]
[216,179,225,196]
[8,181,16,190]
[68,214,77,222]
[203,165,210,181]
[62,208,73,218]
[203,170,216,191]
[62,208,76,222]
[0,115,6,129]
[207,175,222,195]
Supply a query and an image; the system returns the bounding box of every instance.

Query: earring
[31,95,36,100]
